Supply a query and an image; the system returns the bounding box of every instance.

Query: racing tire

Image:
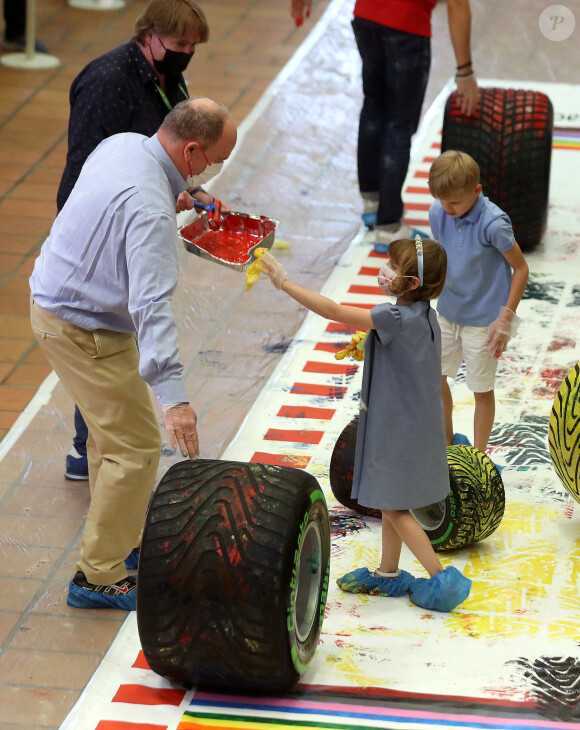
[329,420,505,551]
[549,362,580,503]
[329,417,381,520]
[137,459,330,690]
[441,87,553,252]
[411,445,505,552]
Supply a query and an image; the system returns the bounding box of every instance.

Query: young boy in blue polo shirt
[428,150,529,455]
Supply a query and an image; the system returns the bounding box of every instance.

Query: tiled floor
[0,0,577,727]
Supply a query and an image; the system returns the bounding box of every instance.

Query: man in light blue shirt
[30,97,237,610]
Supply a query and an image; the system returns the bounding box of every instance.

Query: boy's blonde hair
[428,150,480,199]
[388,238,447,302]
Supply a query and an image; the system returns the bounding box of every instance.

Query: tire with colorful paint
[330,419,505,551]
[411,445,505,552]
[549,362,580,503]
[329,418,381,520]
[442,87,553,252]
[137,459,330,690]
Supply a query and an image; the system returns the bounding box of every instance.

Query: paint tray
[179,211,279,271]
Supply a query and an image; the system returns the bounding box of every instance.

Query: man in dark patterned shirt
[57,0,213,481]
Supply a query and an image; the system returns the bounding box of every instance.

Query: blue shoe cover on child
[337,567,416,597]
[452,433,472,446]
[410,566,471,612]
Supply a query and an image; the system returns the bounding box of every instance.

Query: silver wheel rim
[411,500,447,531]
[294,521,322,643]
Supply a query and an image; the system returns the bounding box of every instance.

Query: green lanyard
[154,81,189,112]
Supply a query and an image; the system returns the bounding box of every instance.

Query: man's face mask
[186,141,225,187]
[189,161,224,187]
[186,162,224,188]
[151,37,193,77]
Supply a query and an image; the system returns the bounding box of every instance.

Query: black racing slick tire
[329,417,381,520]
[329,420,505,551]
[549,362,580,503]
[137,459,330,691]
[441,87,553,252]
[411,445,505,552]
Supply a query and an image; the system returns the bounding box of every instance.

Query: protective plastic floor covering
[58,79,580,730]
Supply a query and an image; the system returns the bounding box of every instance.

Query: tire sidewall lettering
[287,501,329,675]
[449,490,456,519]
[287,510,308,635]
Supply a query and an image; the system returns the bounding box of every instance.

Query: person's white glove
[162,403,199,459]
[487,307,520,359]
[260,250,288,290]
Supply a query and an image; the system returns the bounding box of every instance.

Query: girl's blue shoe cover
[410,566,471,611]
[337,567,416,597]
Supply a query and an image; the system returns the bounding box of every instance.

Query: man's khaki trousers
[31,299,161,585]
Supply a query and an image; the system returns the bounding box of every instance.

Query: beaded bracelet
[456,60,472,70]
[455,71,474,80]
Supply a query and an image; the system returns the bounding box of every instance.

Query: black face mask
[151,38,193,77]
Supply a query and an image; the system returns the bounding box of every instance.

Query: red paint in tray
[187,230,257,263]
[180,212,278,268]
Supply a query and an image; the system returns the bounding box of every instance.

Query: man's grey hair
[161,98,230,147]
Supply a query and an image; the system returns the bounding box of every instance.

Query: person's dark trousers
[352,17,431,226]
[73,404,88,457]
[3,0,26,40]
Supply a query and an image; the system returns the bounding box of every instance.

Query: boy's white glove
[487,307,520,359]
[260,250,288,290]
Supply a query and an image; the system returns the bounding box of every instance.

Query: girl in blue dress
[261,236,471,612]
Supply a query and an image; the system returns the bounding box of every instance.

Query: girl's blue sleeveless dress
[351,300,450,510]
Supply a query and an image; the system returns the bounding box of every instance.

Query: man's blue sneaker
[362,211,377,228]
[67,571,137,610]
[337,567,416,597]
[452,433,472,446]
[125,548,140,573]
[1,35,49,53]
[64,447,89,481]
[361,198,378,229]
[374,225,428,255]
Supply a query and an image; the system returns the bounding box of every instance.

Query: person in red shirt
[290,0,479,252]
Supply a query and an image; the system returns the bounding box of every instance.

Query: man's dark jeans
[352,17,431,226]
[73,405,88,456]
[3,0,25,40]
